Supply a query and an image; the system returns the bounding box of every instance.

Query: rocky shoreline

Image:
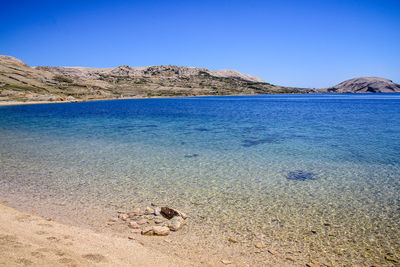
[109,205,188,237]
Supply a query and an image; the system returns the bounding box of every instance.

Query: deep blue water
[1,93,399,265]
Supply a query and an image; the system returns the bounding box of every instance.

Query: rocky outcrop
[35,65,264,83]
[327,77,400,93]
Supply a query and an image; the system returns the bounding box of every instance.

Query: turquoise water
[1,94,399,265]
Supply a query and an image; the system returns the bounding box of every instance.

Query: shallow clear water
[1,94,400,265]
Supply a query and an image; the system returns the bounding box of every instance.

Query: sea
[0,94,399,266]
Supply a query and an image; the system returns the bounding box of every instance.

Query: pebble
[141,226,170,236]
[164,216,185,231]
[267,249,278,255]
[129,221,140,229]
[228,237,238,243]
[128,236,135,240]
[254,242,267,249]
[154,219,164,224]
[129,208,143,217]
[221,259,233,265]
[154,207,161,216]
[145,207,154,215]
[285,257,295,262]
[163,239,172,243]
[132,208,141,213]
[385,255,398,263]
[131,229,142,234]
[118,213,129,221]
[46,218,52,221]
[108,218,118,222]
[107,222,115,226]
[137,218,148,225]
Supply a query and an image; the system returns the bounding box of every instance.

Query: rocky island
[326,77,400,93]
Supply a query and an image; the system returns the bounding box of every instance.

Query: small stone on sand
[154,219,164,224]
[255,242,267,249]
[118,213,128,221]
[267,249,278,255]
[141,226,170,236]
[129,221,140,229]
[385,255,398,263]
[145,207,154,215]
[164,216,185,231]
[228,237,238,243]
[128,236,135,240]
[221,259,233,265]
[285,257,295,262]
[137,218,148,225]
[154,207,161,216]
[129,208,143,217]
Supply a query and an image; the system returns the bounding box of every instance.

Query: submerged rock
[184,154,199,158]
[286,170,316,181]
[141,226,170,236]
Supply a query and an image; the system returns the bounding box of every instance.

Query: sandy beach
[0,203,195,266]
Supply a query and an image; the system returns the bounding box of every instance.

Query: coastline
[1,92,399,107]
[0,202,194,266]
[0,95,225,107]
[0,93,305,107]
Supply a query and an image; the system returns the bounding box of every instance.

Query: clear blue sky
[1,0,399,88]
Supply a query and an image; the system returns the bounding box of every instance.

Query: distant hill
[327,77,400,93]
[0,55,304,103]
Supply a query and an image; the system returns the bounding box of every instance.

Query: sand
[0,203,193,266]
